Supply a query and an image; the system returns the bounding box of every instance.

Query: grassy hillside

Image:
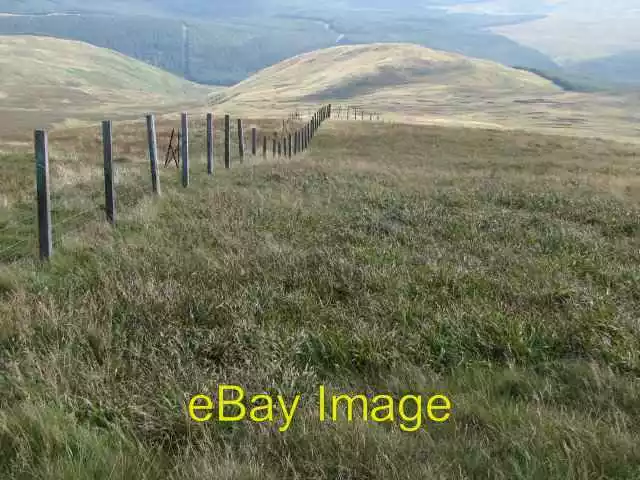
[0,5,561,86]
[0,115,639,478]
[219,43,559,105]
[0,35,213,136]
[213,43,640,143]
[0,14,339,86]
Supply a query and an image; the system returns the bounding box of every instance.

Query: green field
[1,115,639,478]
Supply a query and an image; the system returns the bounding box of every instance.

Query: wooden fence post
[146,114,160,194]
[288,133,292,158]
[263,135,267,157]
[35,129,52,260]
[224,114,231,169]
[102,120,116,225]
[252,127,257,155]
[277,138,282,157]
[272,135,277,158]
[237,119,244,162]
[181,113,189,187]
[294,130,298,154]
[206,113,214,175]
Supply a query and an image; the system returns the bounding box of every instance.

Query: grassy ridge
[1,119,639,478]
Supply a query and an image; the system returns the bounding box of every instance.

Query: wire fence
[1,104,348,264]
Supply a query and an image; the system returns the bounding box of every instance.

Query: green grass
[1,119,639,478]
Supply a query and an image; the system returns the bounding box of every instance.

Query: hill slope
[217,43,560,105]
[0,35,212,133]
[0,4,561,86]
[214,43,640,143]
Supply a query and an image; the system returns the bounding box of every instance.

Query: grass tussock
[1,119,639,478]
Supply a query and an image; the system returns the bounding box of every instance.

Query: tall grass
[1,120,639,479]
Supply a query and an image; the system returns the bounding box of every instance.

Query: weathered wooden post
[146,114,160,195]
[294,130,298,155]
[288,133,292,158]
[252,127,257,155]
[263,135,267,157]
[237,119,245,162]
[206,113,214,175]
[35,129,52,260]
[277,138,282,157]
[181,113,189,187]
[224,114,231,169]
[102,120,116,225]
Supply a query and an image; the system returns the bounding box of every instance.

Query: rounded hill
[0,35,210,112]
[215,43,561,107]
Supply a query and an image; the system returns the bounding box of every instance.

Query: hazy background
[0,0,637,88]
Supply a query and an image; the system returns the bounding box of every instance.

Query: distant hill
[0,3,561,86]
[567,51,640,88]
[217,43,560,106]
[0,35,212,133]
[212,43,639,144]
[0,0,265,17]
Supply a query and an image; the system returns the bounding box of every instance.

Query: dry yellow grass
[0,35,218,138]
[213,43,640,144]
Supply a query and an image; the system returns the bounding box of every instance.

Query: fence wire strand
[3,105,335,261]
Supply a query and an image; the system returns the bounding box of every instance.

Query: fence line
[5,104,333,262]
